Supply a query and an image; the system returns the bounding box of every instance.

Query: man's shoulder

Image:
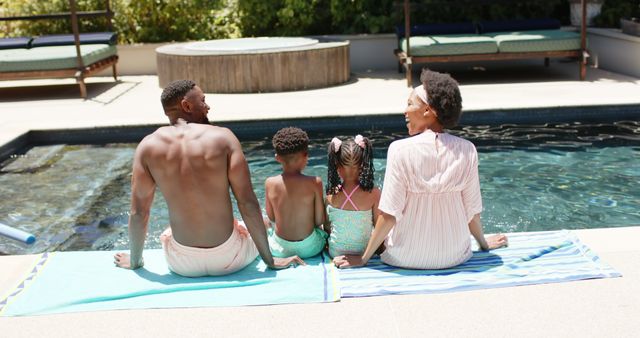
[139,127,171,147]
[190,124,233,138]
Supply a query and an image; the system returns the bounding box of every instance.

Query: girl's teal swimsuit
[326,185,373,258]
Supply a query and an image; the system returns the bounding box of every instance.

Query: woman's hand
[486,234,508,250]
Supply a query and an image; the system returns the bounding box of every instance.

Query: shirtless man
[114,80,304,277]
[264,127,327,259]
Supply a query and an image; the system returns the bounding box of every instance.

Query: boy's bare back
[265,173,324,241]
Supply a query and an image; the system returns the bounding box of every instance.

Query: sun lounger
[0,0,118,98]
[395,0,589,85]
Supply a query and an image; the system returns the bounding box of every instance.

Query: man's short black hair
[160,79,196,109]
[420,69,463,129]
[272,127,309,156]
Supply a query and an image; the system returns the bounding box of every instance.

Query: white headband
[415,84,428,105]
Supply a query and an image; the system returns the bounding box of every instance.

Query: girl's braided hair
[326,136,375,195]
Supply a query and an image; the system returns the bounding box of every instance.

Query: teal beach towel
[0,250,339,316]
[339,230,621,297]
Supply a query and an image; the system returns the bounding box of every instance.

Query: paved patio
[0,60,639,337]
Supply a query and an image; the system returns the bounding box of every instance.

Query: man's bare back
[140,121,235,248]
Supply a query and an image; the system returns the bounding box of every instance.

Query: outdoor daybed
[395,1,589,86]
[0,0,118,98]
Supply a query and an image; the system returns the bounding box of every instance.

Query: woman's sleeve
[461,146,483,223]
[378,142,408,224]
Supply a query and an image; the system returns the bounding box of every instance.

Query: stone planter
[569,0,604,26]
[621,18,640,37]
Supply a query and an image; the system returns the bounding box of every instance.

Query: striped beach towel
[339,230,621,297]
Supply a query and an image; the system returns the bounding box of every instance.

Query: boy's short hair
[272,127,309,156]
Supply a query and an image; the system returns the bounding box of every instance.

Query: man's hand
[269,256,306,270]
[485,234,508,250]
[333,255,366,269]
[113,252,142,270]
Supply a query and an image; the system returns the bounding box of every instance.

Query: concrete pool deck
[0,60,639,337]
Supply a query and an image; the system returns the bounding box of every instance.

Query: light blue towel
[0,250,339,316]
[339,230,621,297]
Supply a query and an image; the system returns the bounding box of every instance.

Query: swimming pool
[0,121,638,255]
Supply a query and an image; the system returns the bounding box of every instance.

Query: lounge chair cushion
[484,30,582,53]
[0,37,33,50]
[478,18,561,34]
[0,44,117,72]
[31,32,118,48]
[395,22,476,37]
[400,35,498,56]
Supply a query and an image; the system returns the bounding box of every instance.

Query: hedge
[1,0,603,43]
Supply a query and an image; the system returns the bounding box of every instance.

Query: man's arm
[115,143,156,269]
[468,213,508,251]
[334,211,396,268]
[226,130,304,269]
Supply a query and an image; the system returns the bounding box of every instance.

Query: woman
[334,69,508,269]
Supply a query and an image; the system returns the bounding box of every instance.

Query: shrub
[407,0,568,26]
[593,0,640,28]
[0,0,239,42]
[0,0,572,41]
[329,0,398,34]
[0,0,111,38]
[238,0,331,36]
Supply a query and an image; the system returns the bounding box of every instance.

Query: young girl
[325,135,381,258]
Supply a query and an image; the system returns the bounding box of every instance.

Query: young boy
[264,127,327,258]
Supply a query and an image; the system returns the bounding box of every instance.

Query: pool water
[0,122,638,254]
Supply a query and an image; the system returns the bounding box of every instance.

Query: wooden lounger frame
[0,0,118,98]
[396,0,589,86]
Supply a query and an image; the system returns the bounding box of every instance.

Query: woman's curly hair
[326,136,375,195]
[272,127,309,156]
[420,68,463,129]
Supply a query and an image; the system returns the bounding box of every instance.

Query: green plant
[113,0,234,43]
[406,0,568,25]
[1,0,111,38]
[0,0,239,42]
[0,0,576,42]
[329,0,398,34]
[238,0,331,36]
[593,0,640,27]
